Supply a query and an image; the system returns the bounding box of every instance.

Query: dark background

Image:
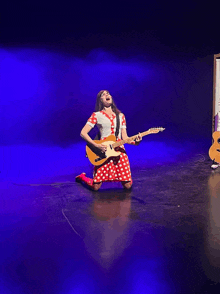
[1,3,220,293]
[1,0,220,146]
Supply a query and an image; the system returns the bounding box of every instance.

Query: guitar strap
[115,113,120,139]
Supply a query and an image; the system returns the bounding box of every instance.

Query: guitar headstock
[148,127,165,134]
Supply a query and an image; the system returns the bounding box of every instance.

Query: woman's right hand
[95,143,107,153]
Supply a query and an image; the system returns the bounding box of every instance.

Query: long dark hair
[95,90,121,115]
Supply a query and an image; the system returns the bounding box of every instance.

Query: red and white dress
[87,111,132,183]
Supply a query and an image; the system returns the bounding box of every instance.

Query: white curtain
[215,58,220,130]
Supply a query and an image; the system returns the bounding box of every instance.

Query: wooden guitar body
[209,131,220,163]
[86,135,121,166]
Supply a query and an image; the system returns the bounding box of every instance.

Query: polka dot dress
[87,111,132,183]
[93,144,132,183]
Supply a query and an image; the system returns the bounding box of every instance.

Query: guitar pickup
[95,155,106,162]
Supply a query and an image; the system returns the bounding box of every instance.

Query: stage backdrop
[0,47,213,147]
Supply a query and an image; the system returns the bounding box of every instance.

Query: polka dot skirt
[93,148,132,183]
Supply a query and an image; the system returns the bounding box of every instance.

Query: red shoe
[75,173,94,188]
[75,172,86,182]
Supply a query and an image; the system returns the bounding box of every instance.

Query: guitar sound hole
[217,149,220,152]
[218,139,220,144]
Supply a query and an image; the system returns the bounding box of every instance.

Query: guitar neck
[112,130,152,148]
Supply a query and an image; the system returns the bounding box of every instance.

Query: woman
[76,90,142,191]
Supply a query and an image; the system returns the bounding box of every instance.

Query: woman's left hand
[134,133,142,145]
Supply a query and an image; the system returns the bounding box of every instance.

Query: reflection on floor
[1,140,220,293]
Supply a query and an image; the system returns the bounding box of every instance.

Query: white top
[86,111,126,139]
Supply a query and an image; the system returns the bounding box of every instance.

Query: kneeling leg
[76,173,102,191]
[93,182,102,191]
[121,180,133,190]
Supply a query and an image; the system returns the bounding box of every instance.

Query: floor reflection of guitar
[209,131,220,163]
[86,127,165,166]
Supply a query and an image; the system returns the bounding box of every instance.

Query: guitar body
[209,131,220,163]
[85,127,165,166]
[86,135,121,166]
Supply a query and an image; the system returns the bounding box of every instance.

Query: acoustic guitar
[86,127,165,166]
[209,131,220,163]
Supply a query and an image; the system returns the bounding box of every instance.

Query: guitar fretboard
[112,128,165,148]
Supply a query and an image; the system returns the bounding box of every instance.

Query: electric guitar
[209,113,220,163]
[86,127,165,166]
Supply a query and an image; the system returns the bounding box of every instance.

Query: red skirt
[93,147,132,183]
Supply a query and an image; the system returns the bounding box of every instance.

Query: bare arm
[121,128,141,145]
[121,128,135,144]
[80,124,97,146]
[121,128,130,141]
[80,124,107,152]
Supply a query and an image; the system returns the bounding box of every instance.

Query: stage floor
[1,140,220,293]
